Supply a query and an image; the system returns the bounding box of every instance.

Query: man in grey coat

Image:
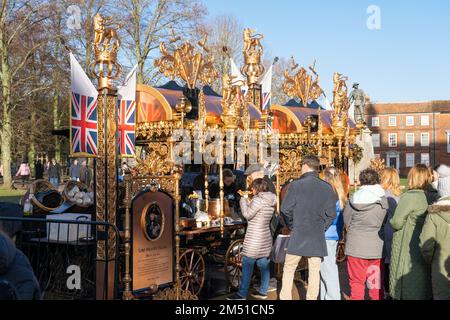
[279,155,337,300]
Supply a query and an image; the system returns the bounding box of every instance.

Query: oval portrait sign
[141,202,165,241]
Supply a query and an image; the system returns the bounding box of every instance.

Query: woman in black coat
[35,160,44,180]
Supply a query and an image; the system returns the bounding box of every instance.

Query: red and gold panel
[136,85,173,123]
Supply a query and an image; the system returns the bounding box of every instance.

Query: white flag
[230,58,248,95]
[318,94,333,111]
[118,65,138,101]
[260,65,272,111]
[70,52,98,99]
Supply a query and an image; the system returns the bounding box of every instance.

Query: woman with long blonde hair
[389,164,433,300]
[380,168,401,297]
[319,167,347,300]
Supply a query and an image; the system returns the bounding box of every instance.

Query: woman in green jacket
[389,164,433,300]
[419,164,450,300]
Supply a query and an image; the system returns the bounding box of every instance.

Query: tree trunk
[28,140,35,178]
[28,108,36,177]
[1,117,13,189]
[1,43,13,189]
[53,92,61,163]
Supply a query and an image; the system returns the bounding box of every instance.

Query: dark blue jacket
[0,233,41,300]
[281,172,338,257]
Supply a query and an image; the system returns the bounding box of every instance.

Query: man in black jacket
[48,159,61,187]
[279,155,337,300]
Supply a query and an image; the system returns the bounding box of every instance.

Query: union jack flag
[262,91,271,111]
[71,92,98,156]
[118,100,136,156]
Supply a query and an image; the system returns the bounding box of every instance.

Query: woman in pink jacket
[15,162,31,187]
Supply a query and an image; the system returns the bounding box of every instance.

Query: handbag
[270,234,290,263]
[270,211,287,238]
[269,213,280,238]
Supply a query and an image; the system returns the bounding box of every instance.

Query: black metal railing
[0,216,120,300]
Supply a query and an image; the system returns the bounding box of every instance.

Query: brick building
[365,101,450,176]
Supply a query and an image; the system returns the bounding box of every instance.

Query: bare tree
[199,14,244,93]
[116,0,206,85]
[0,0,56,188]
[271,57,290,105]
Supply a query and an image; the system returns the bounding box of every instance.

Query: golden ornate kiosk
[85,15,363,300]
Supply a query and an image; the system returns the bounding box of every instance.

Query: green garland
[349,144,364,164]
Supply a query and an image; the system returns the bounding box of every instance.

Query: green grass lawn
[0,187,26,204]
[400,178,408,188]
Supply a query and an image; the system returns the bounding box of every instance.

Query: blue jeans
[49,178,59,187]
[238,256,270,299]
[320,240,341,300]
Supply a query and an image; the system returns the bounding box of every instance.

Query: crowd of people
[1,153,450,300]
[228,154,450,300]
[0,158,94,189]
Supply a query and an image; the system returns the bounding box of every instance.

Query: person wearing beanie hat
[419,164,450,300]
[437,164,450,198]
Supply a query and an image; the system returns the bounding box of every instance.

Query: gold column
[122,175,132,300]
[174,171,181,300]
[95,88,118,300]
[218,140,225,237]
[276,174,281,214]
[204,165,209,212]
[89,13,122,300]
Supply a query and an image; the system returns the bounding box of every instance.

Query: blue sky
[204,0,450,102]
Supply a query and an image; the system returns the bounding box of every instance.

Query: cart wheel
[179,249,205,297]
[225,239,244,290]
[336,240,346,263]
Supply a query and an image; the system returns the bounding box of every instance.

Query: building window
[372,134,380,148]
[389,133,397,147]
[388,116,397,127]
[372,117,380,127]
[421,132,430,147]
[406,133,415,147]
[421,115,430,126]
[406,116,414,126]
[447,132,450,154]
[421,153,430,166]
[406,153,415,168]
[375,154,381,159]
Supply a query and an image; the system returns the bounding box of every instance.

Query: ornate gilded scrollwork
[136,120,180,141]
[153,287,198,300]
[369,158,386,175]
[221,74,246,129]
[134,143,173,177]
[283,58,323,107]
[154,34,218,89]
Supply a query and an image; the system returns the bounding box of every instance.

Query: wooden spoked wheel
[225,239,244,290]
[179,249,205,297]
